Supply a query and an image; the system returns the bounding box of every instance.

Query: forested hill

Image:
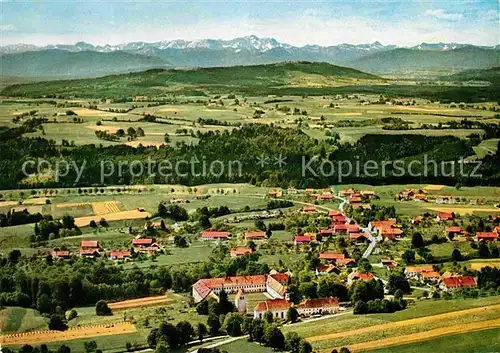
[440,67,500,85]
[1,123,499,189]
[0,61,381,99]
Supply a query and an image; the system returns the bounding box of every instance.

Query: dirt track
[335,318,500,352]
[108,295,173,310]
[308,303,500,343]
[0,322,137,346]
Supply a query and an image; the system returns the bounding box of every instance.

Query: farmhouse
[108,250,131,260]
[420,271,441,282]
[201,231,230,241]
[336,258,356,267]
[230,247,253,257]
[371,219,403,240]
[347,272,374,284]
[294,235,314,245]
[320,228,335,236]
[381,259,396,269]
[439,276,476,291]
[445,226,463,237]
[346,224,360,233]
[339,189,356,197]
[405,265,434,279]
[436,212,454,221]
[80,240,99,250]
[333,224,349,233]
[132,238,155,248]
[328,210,343,217]
[413,194,427,202]
[80,249,99,258]
[350,232,370,243]
[436,195,456,204]
[52,250,70,259]
[476,232,498,241]
[331,214,347,224]
[268,190,282,198]
[319,252,345,262]
[348,196,362,204]
[302,206,317,213]
[360,190,375,198]
[316,193,334,201]
[315,264,341,275]
[245,231,267,240]
[192,273,289,303]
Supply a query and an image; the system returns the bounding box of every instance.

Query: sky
[1,0,499,47]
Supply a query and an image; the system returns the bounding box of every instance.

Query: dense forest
[1,123,499,189]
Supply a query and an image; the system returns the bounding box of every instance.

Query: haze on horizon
[1,0,499,48]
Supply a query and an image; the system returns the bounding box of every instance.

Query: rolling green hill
[440,67,500,84]
[0,49,169,78]
[0,61,381,98]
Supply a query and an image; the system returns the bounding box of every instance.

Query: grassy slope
[362,328,500,353]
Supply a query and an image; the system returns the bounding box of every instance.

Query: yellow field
[427,206,500,214]
[0,201,19,207]
[91,201,120,215]
[423,184,445,191]
[73,108,123,117]
[308,303,500,343]
[74,210,152,227]
[335,318,500,352]
[23,198,49,205]
[0,322,137,346]
[108,295,173,310]
[86,125,121,133]
[470,261,500,270]
[125,140,164,148]
[55,202,90,208]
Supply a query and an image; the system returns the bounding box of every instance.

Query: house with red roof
[405,265,434,279]
[302,206,317,213]
[245,231,267,240]
[294,235,314,245]
[268,190,282,198]
[296,297,340,316]
[328,210,343,217]
[80,240,99,250]
[331,215,347,224]
[346,224,360,233]
[439,276,476,291]
[337,258,356,267]
[381,259,396,269]
[445,226,463,237]
[230,247,253,258]
[333,224,349,233]
[132,238,155,248]
[108,250,131,261]
[253,299,291,319]
[436,212,455,221]
[319,252,345,261]
[315,264,341,276]
[413,194,427,202]
[80,249,99,258]
[201,231,230,241]
[420,271,441,282]
[319,228,335,236]
[360,191,375,198]
[52,250,70,259]
[348,196,362,204]
[192,273,289,303]
[349,232,370,243]
[339,189,356,197]
[347,272,374,285]
[317,193,333,201]
[476,232,498,241]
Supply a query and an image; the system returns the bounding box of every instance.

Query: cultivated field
[107,295,173,311]
[73,209,151,227]
[0,322,137,346]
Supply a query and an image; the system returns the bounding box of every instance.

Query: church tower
[235,289,247,314]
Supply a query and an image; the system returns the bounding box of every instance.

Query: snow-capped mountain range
[1,35,498,78]
[3,35,496,55]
